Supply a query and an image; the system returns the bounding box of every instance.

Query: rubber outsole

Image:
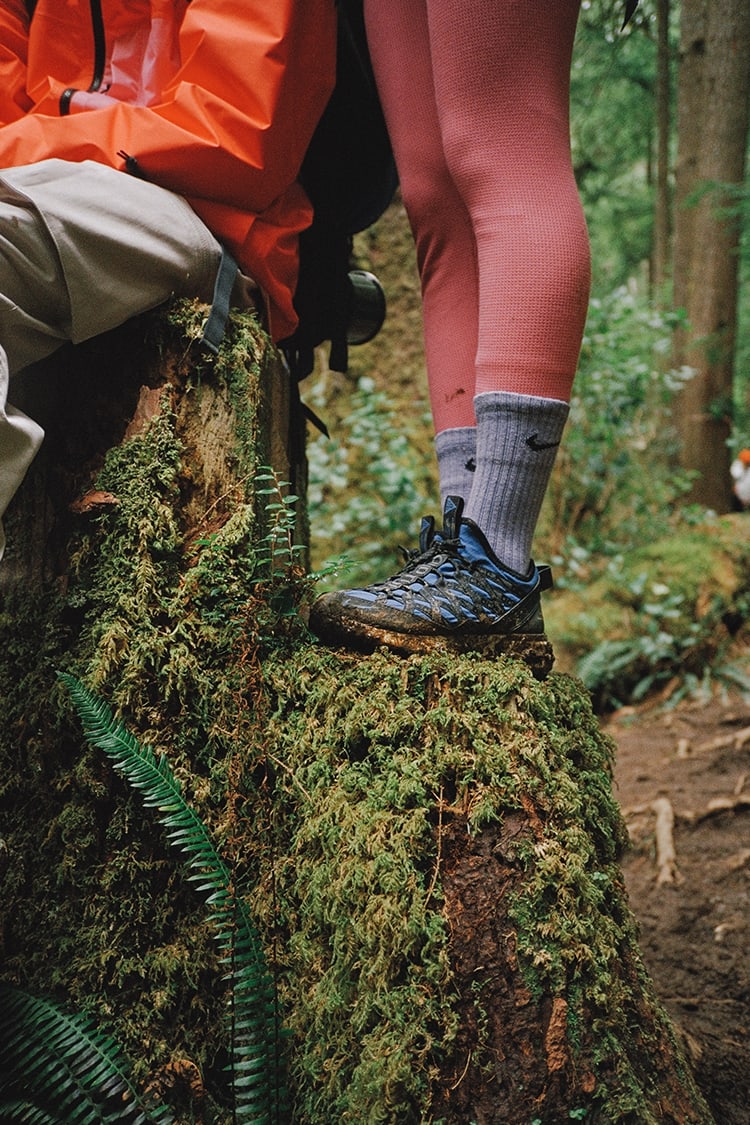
[309,609,555,680]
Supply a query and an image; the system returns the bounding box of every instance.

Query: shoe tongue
[459,518,534,580]
[442,495,464,540]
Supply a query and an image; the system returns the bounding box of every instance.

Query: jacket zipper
[59,0,106,115]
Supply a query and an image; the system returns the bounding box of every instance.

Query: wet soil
[607,690,750,1124]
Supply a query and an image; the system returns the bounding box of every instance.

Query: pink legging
[364,0,591,432]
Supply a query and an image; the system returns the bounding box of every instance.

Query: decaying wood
[2,301,301,586]
[626,779,750,825]
[721,848,750,875]
[694,726,750,754]
[693,793,750,823]
[676,736,692,759]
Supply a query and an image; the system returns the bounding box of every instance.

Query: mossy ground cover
[0,303,714,1123]
[0,303,283,1117]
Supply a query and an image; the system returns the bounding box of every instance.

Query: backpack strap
[200,246,238,355]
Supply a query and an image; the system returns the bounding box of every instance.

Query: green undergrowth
[546,512,750,709]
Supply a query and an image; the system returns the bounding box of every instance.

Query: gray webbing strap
[201,245,237,354]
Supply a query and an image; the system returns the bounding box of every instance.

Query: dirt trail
[607,691,750,1124]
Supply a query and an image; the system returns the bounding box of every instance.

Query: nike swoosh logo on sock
[525,433,560,452]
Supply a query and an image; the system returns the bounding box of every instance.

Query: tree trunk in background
[0,306,714,1121]
[672,0,750,510]
[652,0,672,296]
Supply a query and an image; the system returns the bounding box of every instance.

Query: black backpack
[280,0,398,383]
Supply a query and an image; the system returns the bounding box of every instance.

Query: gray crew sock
[434,426,477,507]
[463,391,569,573]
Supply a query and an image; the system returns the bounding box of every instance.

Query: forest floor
[605,683,750,1124]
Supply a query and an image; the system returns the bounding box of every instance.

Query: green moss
[160,299,272,501]
[234,645,683,1122]
[0,302,711,1122]
[1,574,703,1122]
[0,305,282,1117]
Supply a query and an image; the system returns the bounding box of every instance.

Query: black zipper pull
[117,151,144,178]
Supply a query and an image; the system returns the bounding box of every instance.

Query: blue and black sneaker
[308,495,555,677]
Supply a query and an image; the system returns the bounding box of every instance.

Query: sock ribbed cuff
[473,390,569,434]
[464,391,569,572]
[434,425,477,506]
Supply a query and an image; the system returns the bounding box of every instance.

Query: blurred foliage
[572,0,671,294]
[306,374,434,591]
[306,280,701,599]
[538,285,696,583]
[723,179,750,446]
[546,515,750,710]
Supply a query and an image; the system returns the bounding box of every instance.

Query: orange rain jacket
[0,0,337,340]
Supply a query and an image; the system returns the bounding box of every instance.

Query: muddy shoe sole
[309,608,555,680]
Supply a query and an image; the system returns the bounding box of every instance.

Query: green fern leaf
[0,1099,61,1124]
[0,984,171,1124]
[59,674,289,1122]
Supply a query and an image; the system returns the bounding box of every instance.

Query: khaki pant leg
[0,346,44,560]
[0,159,222,361]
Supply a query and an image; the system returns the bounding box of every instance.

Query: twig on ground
[693,725,750,755]
[651,796,682,885]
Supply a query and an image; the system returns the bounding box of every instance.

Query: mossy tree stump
[0,307,713,1122]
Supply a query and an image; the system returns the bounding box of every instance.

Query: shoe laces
[381,531,500,600]
[363,496,538,604]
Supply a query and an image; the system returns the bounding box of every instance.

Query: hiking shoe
[308,496,555,678]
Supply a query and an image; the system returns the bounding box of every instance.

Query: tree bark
[1,301,302,587]
[672,0,750,510]
[0,307,714,1122]
[652,0,672,296]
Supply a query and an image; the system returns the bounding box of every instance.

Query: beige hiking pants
[0,158,225,560]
